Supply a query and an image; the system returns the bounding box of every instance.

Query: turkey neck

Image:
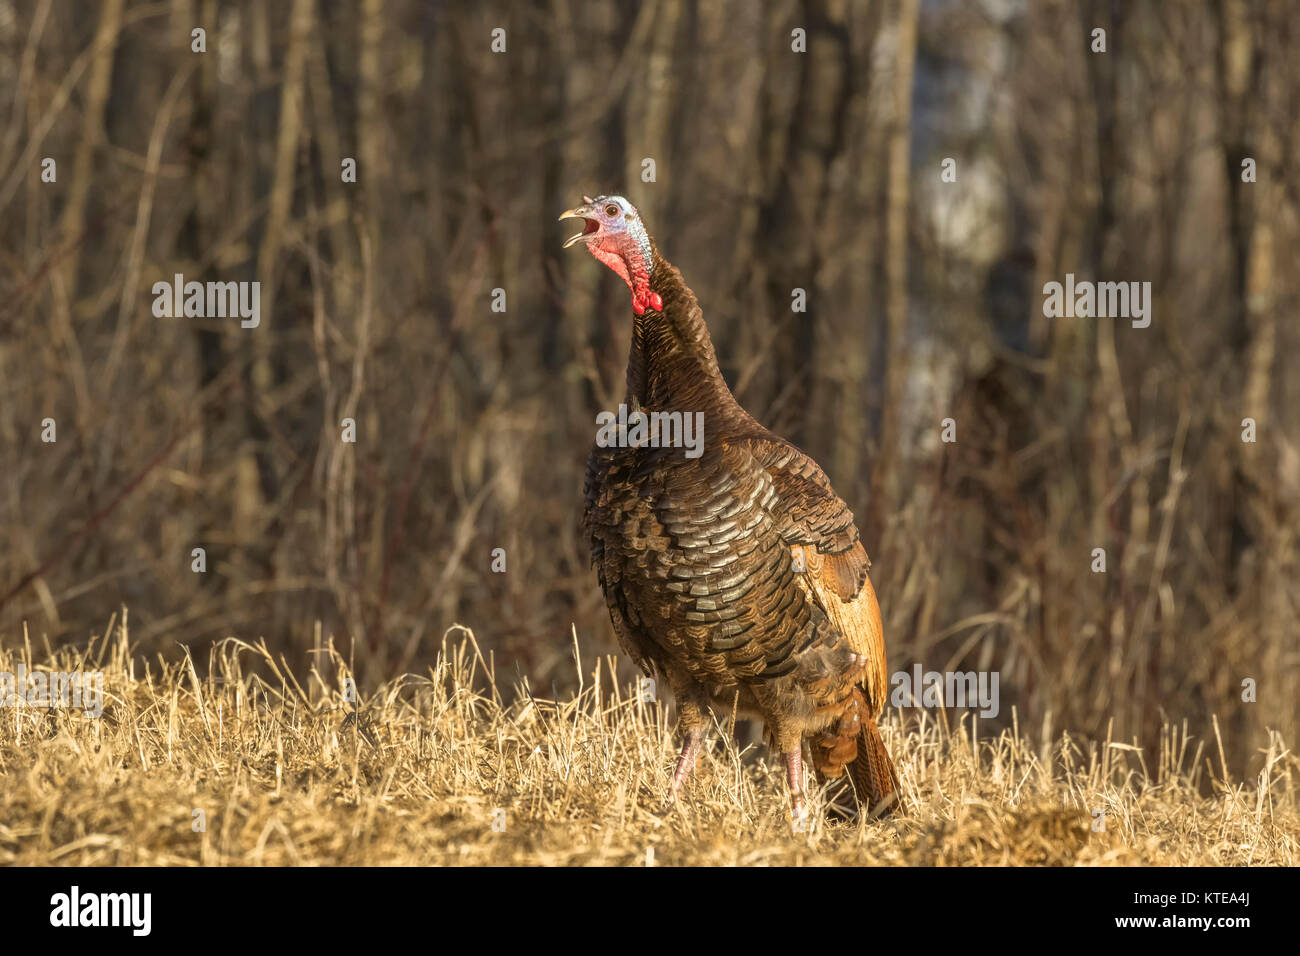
[624,246,747,423]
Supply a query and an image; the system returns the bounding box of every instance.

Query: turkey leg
[784,748,807,818]
[668,725,704,802]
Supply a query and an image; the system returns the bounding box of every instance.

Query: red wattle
[648,292,663,312]
[632,299,646,315]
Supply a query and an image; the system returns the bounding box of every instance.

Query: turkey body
[567,196,900,817]
[585,415,899,816]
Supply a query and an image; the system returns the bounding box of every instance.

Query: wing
[740,437,871,594]
[789,543,887,718]
[736,436,887,715]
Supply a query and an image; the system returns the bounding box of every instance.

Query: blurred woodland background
[1,0,1297,779]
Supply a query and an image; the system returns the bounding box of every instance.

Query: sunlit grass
[0,613,1295,866]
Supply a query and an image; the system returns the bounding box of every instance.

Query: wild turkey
[560,194,901,818]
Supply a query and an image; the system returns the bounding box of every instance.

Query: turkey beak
[559,205,598,248]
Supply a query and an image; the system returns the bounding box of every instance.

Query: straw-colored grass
[1,612,1296,866]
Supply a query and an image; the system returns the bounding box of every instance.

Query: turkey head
[558,195,662,315]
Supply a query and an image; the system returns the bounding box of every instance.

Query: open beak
[559,204,600,248]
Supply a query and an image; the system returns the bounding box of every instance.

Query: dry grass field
[1,612,1296,867]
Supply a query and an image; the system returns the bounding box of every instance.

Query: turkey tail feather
[813,686,902,819]
[852,718,902,818]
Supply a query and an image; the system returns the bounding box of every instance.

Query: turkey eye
[605,204,620,217]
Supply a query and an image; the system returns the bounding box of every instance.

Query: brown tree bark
[866,0,917,546]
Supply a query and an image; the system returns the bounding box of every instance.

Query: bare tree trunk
[55,0,123,300]
[624,0,682,231]
[1214,0,1264,591]
[866,0,917,546]
[754,0,853,449]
